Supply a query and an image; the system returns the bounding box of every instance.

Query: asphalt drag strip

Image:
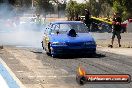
[0,46,132,88]
[0,57,25,88]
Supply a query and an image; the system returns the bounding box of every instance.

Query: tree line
[0,0,131,20]
[66,0,132,21]
[0,0,66,14]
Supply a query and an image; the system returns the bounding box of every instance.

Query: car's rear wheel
[51,54,57,58]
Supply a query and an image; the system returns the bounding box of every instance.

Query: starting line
[0,58,25,88]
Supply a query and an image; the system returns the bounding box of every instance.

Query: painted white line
[16,71,24,73]
[9,58,15,60]
[29,75,76,78]
[60,69,69,74]
[0,74,9,88]
[0,57,26,88]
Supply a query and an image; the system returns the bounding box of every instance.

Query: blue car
[42,21,96,57]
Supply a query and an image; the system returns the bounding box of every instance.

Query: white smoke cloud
[0,3,44,48]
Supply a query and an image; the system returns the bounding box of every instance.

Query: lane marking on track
[60,69,69,74]
[9,58,15,60]
[28,75,76,78]
[0,57,26,88]
[0,63,20,88]
[0,74,9,88]
[16,71,24,73]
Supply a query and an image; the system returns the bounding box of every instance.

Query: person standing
[75,14,81,21]
[36,14,42,30]
[109,13,122,48]
[84,9,91,29]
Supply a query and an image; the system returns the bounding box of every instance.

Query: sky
[65,0,99,3]
[65,0,87,3]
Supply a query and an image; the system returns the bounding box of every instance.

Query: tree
[100,2,112,17]
[66,0,77,20]
[88,0,101,17]
[104,0,132,20]
[8,0,16,5]
[0,0,3,3]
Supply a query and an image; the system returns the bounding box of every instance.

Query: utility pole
[32,0,34,8]
[58,2,59,18]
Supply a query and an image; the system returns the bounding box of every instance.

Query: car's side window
[54,24,60,31]
[60,24,70,31]
[49,24,60,34]
[51,24,56,30]
[47,24,52,34]
[47,24,56,34]
[44,24,50,34]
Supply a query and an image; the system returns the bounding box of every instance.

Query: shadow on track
[30,50,106,59]
[56,53,106,59]
[31,51,42,54]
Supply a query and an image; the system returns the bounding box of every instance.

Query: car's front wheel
[51,54,57,58]
[46,43,57,58]
[45,43,51,56]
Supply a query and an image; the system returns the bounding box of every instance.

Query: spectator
[84,9,91,29]
[108,13,122,48]
[75,14,81,21]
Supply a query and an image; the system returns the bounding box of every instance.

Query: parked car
[42,21,96,57]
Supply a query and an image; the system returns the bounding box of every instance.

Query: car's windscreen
[51,23,89,34]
